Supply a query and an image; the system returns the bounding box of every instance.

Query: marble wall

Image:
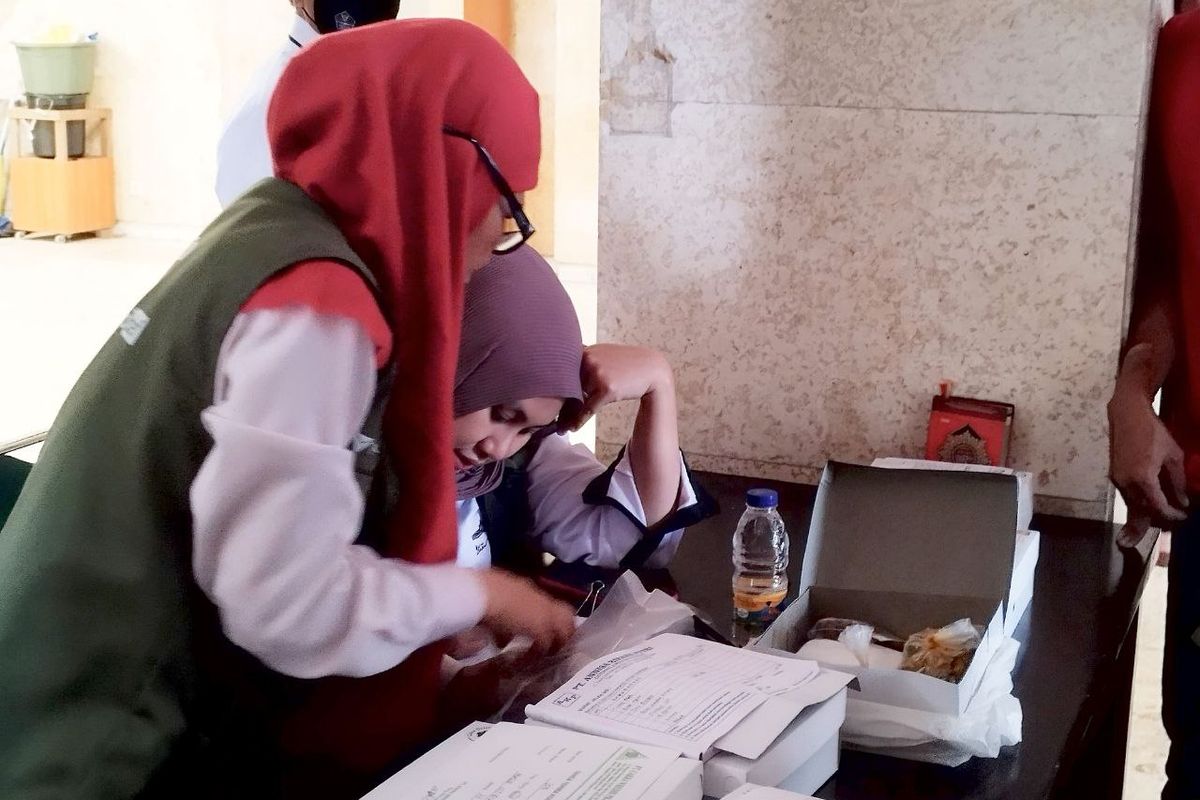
[597,0,1165,519]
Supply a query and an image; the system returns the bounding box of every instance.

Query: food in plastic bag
[837,623,874,667]
[808,617,865,640]
[841,636,1023,766]
[808,617,904,650]
[900,618,982,683]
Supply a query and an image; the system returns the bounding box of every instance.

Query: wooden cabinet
[7,106,115,241]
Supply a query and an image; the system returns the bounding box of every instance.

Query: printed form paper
[526,634,819,759]
[363,721,680,800]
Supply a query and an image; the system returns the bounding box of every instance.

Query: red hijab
[264,19,540,787]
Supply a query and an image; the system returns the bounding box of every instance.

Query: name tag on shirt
[455,499,492,569]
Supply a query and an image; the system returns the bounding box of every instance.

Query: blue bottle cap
[745,488,779,509]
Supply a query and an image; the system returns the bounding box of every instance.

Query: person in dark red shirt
[1109,6,1200,797]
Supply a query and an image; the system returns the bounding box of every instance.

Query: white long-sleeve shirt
[190,307,698,680]
[215,16,318,207]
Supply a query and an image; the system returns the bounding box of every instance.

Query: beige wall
[1,0,467,233]
[399,0,464,17]
[2,1,289,232]
[512,0,557,256]
[597,0,1166,519]
[509,0,600,266]
[1,0,596,256]
[552,0,599,266]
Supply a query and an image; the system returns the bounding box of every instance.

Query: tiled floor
[0,235,600,448]
[1126,562,1170,799]
[0,236,185,446]
[0,234,1171,797]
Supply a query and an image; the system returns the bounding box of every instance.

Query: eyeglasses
[443,126,536,255]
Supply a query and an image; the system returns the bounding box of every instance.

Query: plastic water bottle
[732,488,789,632]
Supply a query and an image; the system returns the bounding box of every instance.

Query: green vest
[0,179,380,798]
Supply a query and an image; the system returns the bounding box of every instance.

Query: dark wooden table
[673,471,1156,800]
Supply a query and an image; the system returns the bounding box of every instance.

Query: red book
[925,394,1014,467]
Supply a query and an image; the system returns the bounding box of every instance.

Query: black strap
[476,437,549,574]
[581,446,720,570]
[288,35,303,49]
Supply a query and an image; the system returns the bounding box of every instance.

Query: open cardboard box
[870,457,1040,639]
[871,457,1034,532]
[752,462,1019,716]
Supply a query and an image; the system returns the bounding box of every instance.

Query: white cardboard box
[658,760,708,800]
[362,721,703,800]
[871,458,1040,638]
[724,778,822,799]
[1006,529,1040,637]
[754,462,1020,716]
[871,457,1034,532]
[703,688,846,797]
[776,733,839,796]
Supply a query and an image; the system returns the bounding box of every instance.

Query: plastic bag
[486,571,695,722]
[900,618,982,683]
[840,636,1023,766]
[838,624,875,668]
[808,617,904,649]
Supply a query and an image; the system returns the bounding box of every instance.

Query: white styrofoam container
[754,462,1020,716]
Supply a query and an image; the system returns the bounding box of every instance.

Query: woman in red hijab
[0,18,572,800]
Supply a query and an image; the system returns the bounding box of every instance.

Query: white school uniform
[215,16,319,208]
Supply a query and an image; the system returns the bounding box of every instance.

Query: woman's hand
[559,344,673,433]
[477,569,576,656]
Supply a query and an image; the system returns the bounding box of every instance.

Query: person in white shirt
[215,0,401,207]
[448,247,709,576]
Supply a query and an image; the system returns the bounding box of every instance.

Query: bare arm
[627,358,682,526]
[1108,47,1189,529]
[1115,157,1179,400]
[562,345,684,527]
